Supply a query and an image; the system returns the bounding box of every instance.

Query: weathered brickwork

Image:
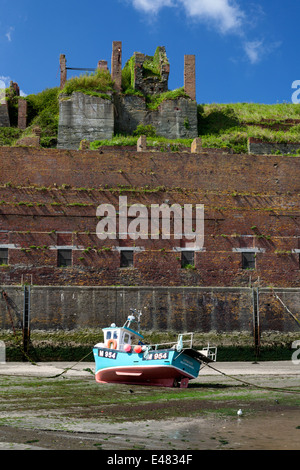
[184,55,196,101]
[111,41,122,92]
[59,54,67,89]
[0,146,299,290]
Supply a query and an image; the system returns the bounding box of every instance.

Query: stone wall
[248,137,300,155]
[57,92,114,149]
[0,285,299,333]
[58,93,197,148]
[0,103,10,127]
[115,95,198,139]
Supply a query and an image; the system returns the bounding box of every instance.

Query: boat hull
[93,346,203,388]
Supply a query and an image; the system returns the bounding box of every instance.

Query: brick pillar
[18,98,27,129]
[98,60,108,71]
[184,55,196,101]
[60,54,67,89]
[111,41,122,91]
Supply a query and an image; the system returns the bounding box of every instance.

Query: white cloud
[129,0,244,33]
[244,40,264,64]
[131,0,174,14]
[0,76,27,97]
[127,0,282,64]
[244,39,282,65]
[179,0,244,34]
[5,26,14,42]
[0,76,11,88]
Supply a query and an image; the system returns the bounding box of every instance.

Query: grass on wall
[60,70,114,97]
[198,103,300,154]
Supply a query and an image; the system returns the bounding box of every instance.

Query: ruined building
[57,42,198,149]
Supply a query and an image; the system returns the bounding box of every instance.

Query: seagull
[237,409,243,416]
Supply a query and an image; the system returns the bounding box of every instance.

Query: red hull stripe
[95,364,195,385]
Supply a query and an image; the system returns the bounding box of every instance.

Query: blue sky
[0,0,299,104]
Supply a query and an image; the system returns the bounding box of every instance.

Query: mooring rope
[45,351,94,379]
[202,361,300,394]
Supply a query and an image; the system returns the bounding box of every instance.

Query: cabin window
[123,333,130,344]
[57,249,72,267]
[242,252,256,270]
[0,248,8,265]
[120,250,134,268]
[106,330,118,341]
[181,251,194,268]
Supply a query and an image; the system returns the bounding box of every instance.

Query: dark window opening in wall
[0,248,8,265]
[181,251,194,268]
[242,252,256,270]
[120,250,134,268]
[57,249,72,267]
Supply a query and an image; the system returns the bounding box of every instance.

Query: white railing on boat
[148,333,194,351]
[198,344,218,362]
[144,333,217,362]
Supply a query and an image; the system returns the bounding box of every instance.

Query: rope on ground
[46,351,94,378]
[203,362,300,394]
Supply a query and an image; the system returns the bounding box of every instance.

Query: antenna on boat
[127,308,142,332]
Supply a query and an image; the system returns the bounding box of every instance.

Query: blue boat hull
[93,346,203,388]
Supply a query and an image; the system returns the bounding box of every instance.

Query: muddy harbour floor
[0,360,299,452]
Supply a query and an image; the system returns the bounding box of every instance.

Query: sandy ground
[0,361,299,451]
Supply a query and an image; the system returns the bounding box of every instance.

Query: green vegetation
[198,103,300,154]
[133,124,157,137]
[25,87,60,147]
[121,46,169,95]
[0,127,23,146]
[60,69,114,97]
[3,70,300,153]
[146,87,189,110]
[90,134,193,150]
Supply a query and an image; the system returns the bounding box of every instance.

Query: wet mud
[0,371,299,450]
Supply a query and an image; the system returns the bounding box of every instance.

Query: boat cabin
[102,321,144,351]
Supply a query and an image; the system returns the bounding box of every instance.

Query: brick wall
[111,41,122,92]
[184,55,196,101]
[0,146,299,288]
[59,54,67,89]
[0,146,299,192]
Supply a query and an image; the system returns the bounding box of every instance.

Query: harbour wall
[0,285,299,334]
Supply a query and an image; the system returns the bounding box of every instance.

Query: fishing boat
[93,309,217,388]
